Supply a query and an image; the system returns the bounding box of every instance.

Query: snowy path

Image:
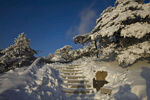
[53,64,95,99]
[0,58,150,100]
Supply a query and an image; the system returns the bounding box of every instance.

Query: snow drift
[0,58,64,100]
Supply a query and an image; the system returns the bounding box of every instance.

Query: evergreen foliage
[0,33,37,73]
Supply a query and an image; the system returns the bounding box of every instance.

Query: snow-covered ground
[0,58,65,100]
[0,57,150,100]
[72,57,150,100]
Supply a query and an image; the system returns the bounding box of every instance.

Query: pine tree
[73,0,150,67]
[0,32,37,73]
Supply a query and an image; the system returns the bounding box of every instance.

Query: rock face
[0,33,37,73]
[93,71,108,91]
[73,0,150,67]
[95,71,108,81]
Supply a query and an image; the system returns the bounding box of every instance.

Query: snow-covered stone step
[61,75,85,79]
[62,88,93,94]
[65,94,98,100]
[65,93,95,97]
[65,67,81,69]
[62,77,85,80]
[60,69,82,73]
[54,65,81,68]
[62,85,91,89]
[62,83,91,89]
[60,71,82,74]
[63,79,89,84]
[54,67,81,70]
[67,65,80,67]
[63,88,93,91]
[54,65,80,68]
[60,72,82,76]
[60,75,85,77]
[63,83,91,86]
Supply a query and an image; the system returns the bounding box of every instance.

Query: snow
[51,54,66,62]
[72,57,150,100]
[0,58,65,100]
[116,41,150,66]
[121,22,150,38]
[0,57,150,100]
[100,43,116,59]
[92,0,150,38]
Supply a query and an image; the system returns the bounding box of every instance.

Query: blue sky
[0,0,149,56]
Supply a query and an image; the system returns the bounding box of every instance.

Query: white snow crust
[0,57,150,100]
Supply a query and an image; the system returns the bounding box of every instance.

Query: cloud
[66,2,97,37]
[78,7,96,34]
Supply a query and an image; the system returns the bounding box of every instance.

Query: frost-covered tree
[73,0,150,67]
[0,32,37,73]
[50,45,96,62]
[50,45,76,62]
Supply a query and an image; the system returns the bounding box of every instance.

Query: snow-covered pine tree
[73,0,150,67]
[50,45,93,62]
[0,32,37,73]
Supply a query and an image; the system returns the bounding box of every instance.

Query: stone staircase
[54,64,94,99]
